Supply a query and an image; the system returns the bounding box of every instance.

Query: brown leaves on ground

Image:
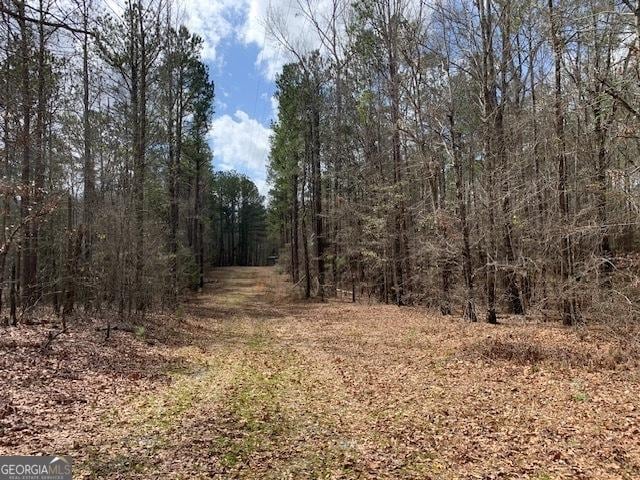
[0,316,173,455]
[1,267,639,479]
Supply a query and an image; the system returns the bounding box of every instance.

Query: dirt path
[3,267,640,479]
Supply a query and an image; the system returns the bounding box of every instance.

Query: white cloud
[239,0,287,79]
[239,0,423,80]
[254,178,269,197]
[270,95,279,120]
[180,0,334,80]
[181,0,247,61]
[216,98,228,113]
[209,110,272,195]
[239,0,324,80]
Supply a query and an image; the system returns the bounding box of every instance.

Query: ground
[1,267,639,479]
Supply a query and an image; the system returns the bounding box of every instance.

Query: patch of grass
[151,383,198,428]
[204,349,311,473]
[535,473,554,480]
[229,365,291,436]
[134,325,146,339]
[81,359,229,476]
[399,451,443,477]
[218,291,249,306]
[110,360,220,435]
[163,362,195,376]
[82,449,148,478]
[571,379,589,403]
[247,332,267,350]
[573,391,589,403]
[404,328,418,344]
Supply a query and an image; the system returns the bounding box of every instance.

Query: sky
[181,0,302,197]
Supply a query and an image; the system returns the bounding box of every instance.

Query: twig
[41,328,66,351]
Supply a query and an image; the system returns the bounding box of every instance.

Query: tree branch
[0,3,93,35]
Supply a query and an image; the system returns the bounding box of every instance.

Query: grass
[213,364,292,469]
[83,450,149,478]
[573,391,589,402]
[79,354,230,477]
[247,332,267,349]
[535,473,553,480]
[66,267,640,479]
[211,343,300,470]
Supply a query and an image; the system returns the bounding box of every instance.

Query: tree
[213,171,268,268]
[0,0,218,323]
[266,0,640,325]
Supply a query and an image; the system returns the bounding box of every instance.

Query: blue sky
[207,39,277,196]
[180,0,326,196]
[214,41,276,126]
[180,0,298,196]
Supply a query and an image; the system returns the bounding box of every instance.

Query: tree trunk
[18,0,35,310]
[291,172,300,283]
[301,155,311,299]
[478,0,498,324]
[549,0,579,325]
[497,2,523,315]
[449,107,477,321]
[10,263,17,326]
[383,12,407,306]
[310,82,324,300]
[194,156,204,290]
[133,1,147,312]
[82,0,95,275]
[63,195,76,316]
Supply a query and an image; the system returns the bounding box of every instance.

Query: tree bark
[310,79,324,300]
[301,157,311,299]
[450,110,477,322]
[549,0,578,325]
[18,0,35,310]
[82,0,95,268]
[478,0,498,324]
[291,172,300,283]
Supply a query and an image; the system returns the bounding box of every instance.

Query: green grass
[573,391,589,402]
[83,449,149,478]
[247,332,267,349]
[81,357,225,477]
[535,473,553,480]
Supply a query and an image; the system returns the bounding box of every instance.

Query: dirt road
[4,267,640,478]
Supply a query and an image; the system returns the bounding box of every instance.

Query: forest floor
[1,267,640,479]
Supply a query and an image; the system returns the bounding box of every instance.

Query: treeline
[0,0,216,324]
[212,171,269,267]
[267,0,640,325]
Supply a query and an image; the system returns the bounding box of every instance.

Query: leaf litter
[1,266,639,479]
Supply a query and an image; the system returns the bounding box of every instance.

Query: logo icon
[0,456,72,480]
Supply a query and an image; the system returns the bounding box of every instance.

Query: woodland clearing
[1,266,639,479]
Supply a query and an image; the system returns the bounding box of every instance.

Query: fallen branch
[41,328,66,351]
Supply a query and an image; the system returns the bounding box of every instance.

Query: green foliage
[212,171,269,266]
[266,62,310,247]
[134,325,146,339]
[573,391,589,403]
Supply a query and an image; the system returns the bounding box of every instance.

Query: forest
[0,0,269,322]
[267,0,640,326]
[1,0,640,478]
[213,171,269,267]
